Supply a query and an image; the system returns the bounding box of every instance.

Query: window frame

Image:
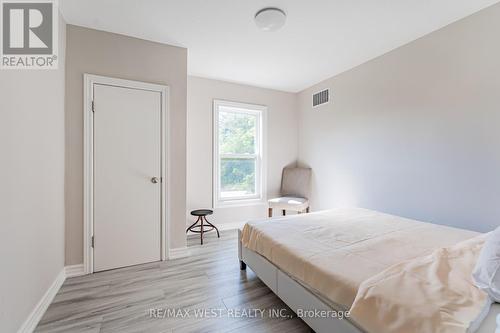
[213,99,267,207]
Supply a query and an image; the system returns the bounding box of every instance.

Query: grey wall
[297,3,500,232]
[0,15,66,333]
[187,76,298,225]
[65,25,188,265]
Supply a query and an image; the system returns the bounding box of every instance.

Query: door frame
[83,74,169,274]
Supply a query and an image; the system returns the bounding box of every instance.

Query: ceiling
[60,0,499,92]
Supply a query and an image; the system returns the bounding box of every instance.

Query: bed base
[238,229,363,333]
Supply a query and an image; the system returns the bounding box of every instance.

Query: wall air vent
[312,89,329,108]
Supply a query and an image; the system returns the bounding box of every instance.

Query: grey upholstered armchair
[268,167,312,217]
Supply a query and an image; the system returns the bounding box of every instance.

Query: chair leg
[268,208,272,218]
[306,207,310,213]
[200,218,204,245]
[186,216,201,233]
[240,260,247,270]
[282,210,286,216]
[203,216,220,238]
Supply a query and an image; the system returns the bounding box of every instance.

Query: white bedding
[241,208,479,309]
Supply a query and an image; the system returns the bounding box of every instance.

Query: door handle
[151,177,159,184]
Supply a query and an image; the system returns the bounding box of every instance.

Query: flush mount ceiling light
[254,7,286,32]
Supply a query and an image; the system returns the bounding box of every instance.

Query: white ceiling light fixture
[254,7,286,32]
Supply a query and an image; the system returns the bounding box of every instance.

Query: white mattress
[241,208,479,308]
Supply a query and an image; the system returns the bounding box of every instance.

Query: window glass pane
[219,110,257,154]
[220,158,256,198]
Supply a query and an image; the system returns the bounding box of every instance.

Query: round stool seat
[190,209,213,217]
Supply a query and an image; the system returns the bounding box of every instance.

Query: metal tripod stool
[186,209,220,245]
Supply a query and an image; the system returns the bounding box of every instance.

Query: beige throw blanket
[350,234,490,333]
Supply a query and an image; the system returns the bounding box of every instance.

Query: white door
[93,83,162,272]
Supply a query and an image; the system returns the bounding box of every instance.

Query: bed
[237,208,500,333]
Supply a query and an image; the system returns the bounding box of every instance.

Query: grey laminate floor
[35,230,312,333]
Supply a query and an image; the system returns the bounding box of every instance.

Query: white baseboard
[17,268,65,333]
[168,247,190,259]
[217,221,246,231]
[185,221,246,232]
[64,264,85,278]
[170,222,247,260]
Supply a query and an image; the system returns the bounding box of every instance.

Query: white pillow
[473,227,500,302]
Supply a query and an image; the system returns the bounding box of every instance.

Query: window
[213,100,266,206]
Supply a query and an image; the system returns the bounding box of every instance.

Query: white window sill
[215,198,267,208]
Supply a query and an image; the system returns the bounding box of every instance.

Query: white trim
[168,247,190,260]
[213,198,265,208]
[83,74,170,274]
[212,99,268,208]
[17,269,65,333]
[64,264,85,278]
[184,221,245,232]
[217,221,247,231]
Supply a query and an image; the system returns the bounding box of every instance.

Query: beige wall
[0,15,66,333]
[187,76,298,225]
[65,25,188,265]
[297,3,500,232]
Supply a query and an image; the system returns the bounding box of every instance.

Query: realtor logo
[1,0,58,69]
